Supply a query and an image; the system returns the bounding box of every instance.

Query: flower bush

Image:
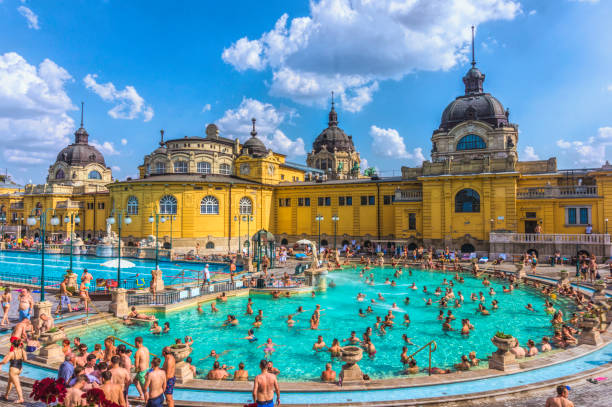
[30,377,67,405]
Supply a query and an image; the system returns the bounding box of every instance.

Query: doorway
[525,220,538,234]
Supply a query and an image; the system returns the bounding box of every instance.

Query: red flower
[30,377,67,405]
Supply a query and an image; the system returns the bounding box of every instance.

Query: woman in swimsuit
[326,338,341,357]
[257,338,279,357]
[0,339,26,403]
[243,329,257,342]
[1,288,11,326]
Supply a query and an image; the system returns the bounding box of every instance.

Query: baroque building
[1,45,611,258]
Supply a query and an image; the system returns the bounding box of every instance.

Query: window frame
[456,134,486,151]
[239,197,253,215]
[159,195,178,215]
[200,195,219,215]
[454,188,481,213]
[197,161,211,174]
[127,196,139,215]
[174,161,188,173]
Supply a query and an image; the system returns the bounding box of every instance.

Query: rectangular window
[361,196,367,205]
[279,199,284,207]
[281,174,285,180]
[298,198,304,207]
[318,197,324,206]
[304,197,310,206]
[339,196,345,206]
[579,208,589,225]
[408,213,416,230]
[325,197,331,206]
[526,212,537,219]
[98,203,105,210]
[346,196,352,206]
[369,195,375,205]
[567,208,577,225]
[383,195,394,205]
[285,198,291,207]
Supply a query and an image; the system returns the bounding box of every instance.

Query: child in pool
[257,338,280,357]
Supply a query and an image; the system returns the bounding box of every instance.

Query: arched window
[200,196,219,214]
[127,196,138,215]
[239,197,252,215]
[281,238,288,245]
[219,163,231,175]
[455,188,480,213]
[155,162,166,174]
[159,195,177,214]
[55,169,65,179]
[205,241,215,249]
[88,170,102,179]
[174,161,188,173]
[197,162,211,174]
[456,134,486,151]
[321,239,328,247]
[461,243,475,253]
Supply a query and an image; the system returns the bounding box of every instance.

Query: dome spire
[250,117,257,137]
[463,25,485,95]
[80,101,84,128]
[328,91,338,127]
[74,101,89,144]
[159,129,165,146]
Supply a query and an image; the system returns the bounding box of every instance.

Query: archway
[527,248,539,258]
[460,243,475,253]
[408,242,418,251]
[321,239,328,247]
[281,238,288,246]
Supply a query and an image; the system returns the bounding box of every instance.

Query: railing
[56,200,84,209]
[10,202,24,210]
[517,185,599,199]
[127,281,243,306]
[0,270,117,293]
[394,189,423,202]
[490,233,610,245]
[407,340,437,376]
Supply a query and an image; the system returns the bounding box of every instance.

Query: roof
[118,173,261,185]
[281,162,324,174]
[165,135,236,146]
[276,176,404,187]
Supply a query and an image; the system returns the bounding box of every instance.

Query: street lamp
[26,208,60,301]
[234,215,247,254]
[331,215,339,249]
[605,219,609,235]
[107,209,132,287]
[315,214,324,251]
[166,215,176,249]
[148,211,166,270]
[0,211,6,238]
[63,213,80,272]
[245,215,253,256]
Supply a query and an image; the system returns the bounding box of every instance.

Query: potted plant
[559,270,569,280]
[491,331,514,353]
[593,280,606,294]
[580,313,600,330]
[30,377,67,406]
[39,327,67,345]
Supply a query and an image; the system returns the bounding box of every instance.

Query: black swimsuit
[9,351,24,369]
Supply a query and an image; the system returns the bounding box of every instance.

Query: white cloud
[216,97,305,157]
[369,125,425,165]
[607,84,612,92]
[111,165,121,171]
[120,138,128,145]
[522,145,540,160]
[17,6,39,30]
[202,104,211,112]
[91,140,119,155]
[0,52,75,173]
[360,157,369,170]
[570,0,599,3]
[223,0,521,111]
[528,9,537,15]
[556,127,612,167]
[83,74,153,122]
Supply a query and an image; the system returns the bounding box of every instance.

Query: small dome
[312,100,355,154]
[440,93,508,130]
[241,118,268,157]
[56,143,106,166]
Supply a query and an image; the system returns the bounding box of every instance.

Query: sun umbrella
[101,259,136,268]
[296,239,313,245]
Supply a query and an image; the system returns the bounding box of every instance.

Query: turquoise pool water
[73,266,575,381]
[0,251,229,287]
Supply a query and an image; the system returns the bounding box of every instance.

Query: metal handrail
[407,339,437,376]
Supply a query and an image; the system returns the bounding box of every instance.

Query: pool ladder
[407,340,437,376]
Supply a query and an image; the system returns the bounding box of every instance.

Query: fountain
[339,346,363,383]
[96,222,117,257]
[488,333,519,371]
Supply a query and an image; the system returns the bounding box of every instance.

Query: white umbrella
[101,259,136,268]
[296,239,313,245]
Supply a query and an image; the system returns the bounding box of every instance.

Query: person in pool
[210,302,219,313]
[342,331,361,344]
[150,321,162,335]
[402,334,414,345]
[245,298,254,315]
[286,314,297,327]
[403,314,411,326]
[362,337,376,357]
[313,335,326,351]
[243,329,258,343]
[196,304,203,314]
[163,322,170,334]
[258,338,280,358]
[326,339,342,357]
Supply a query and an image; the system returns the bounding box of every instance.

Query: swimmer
[391,302,399,310]
[442,317,454,331]
[252,316,262,328]
[243,329,258,342]
[150,321,162,334]
[454,299,462,308]
[391,280,397,287]
[358,309,366,317]
[404,297,410,305]
[384,278,391,285]
[366,306,373,313]
[423,286,428,294]
[312,335,326,351]
[211,302,219,313]
[217,292,228,302]
[437,310,445,321]
[446,310,455,320]
[402,334,414,345]
[286,314,297,328]
[424,298,432,306]
[403,314,411,325]
[295,306,305,314]
[162,322,170,333]
[489,287,496,296]
[356,293,365,302]
[311,291,316,298]
[477,303,490,316]
[491,300,499,310]
[197,304,203,314]
[257,338,280,358]
[411,283,417,290]
[525,303,536,312]
[245,298,253,315]
[342,331,361,344]
[326,339,342,357]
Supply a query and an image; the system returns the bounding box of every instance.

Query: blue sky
[1,0,611,183]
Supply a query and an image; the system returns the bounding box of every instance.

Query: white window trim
[563,205,591,226]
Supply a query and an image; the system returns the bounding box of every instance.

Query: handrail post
[428,342,432,376]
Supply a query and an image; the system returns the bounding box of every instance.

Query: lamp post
[245,215,253,256]
[107,209,132,287]
[167,215,176,249]
[0,211,6,238]
[331,215,339,249]
[148,211,166,270]
[315,214,324,251]
[605,219,609,235]
[234,215,242,254]
[26,208,60,301]
[63,213,81,272]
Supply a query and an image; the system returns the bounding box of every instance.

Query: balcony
[10,202,24,210]
[56,200,84,209]
[490,232,610,245]
[394,189,422,202]
[517,185,599,199]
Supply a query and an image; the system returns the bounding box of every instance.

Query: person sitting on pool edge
[320,363,336,383]
[129,307,155,321]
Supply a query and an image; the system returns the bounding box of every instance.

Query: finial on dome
[159,129,165,146]
[80,101,84,128]
[251,118,257,137]
[328,92,338,127]
[471,25,476,68]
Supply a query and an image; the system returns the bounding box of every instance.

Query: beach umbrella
[101,259,136,268]
[296,239,312,245]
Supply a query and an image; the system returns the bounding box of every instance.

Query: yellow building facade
[1,61,611,258]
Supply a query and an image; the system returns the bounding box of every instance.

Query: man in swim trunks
[253,359,280,407]
[18,288,33,321]
[56,276,73,314]
[545,385,574,407]
[134,336,150,400]
[144,357,166,407]
[162,346,176,407]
